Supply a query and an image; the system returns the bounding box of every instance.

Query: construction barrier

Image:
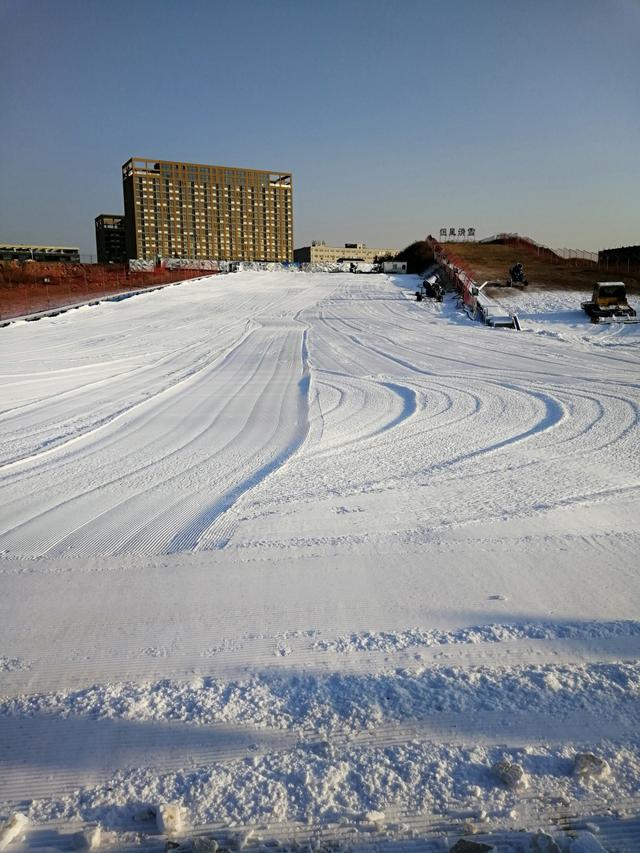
[0,262,215,322]
[128,259,155,272]
[161,258,220,271]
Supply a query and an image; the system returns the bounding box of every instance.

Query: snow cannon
[507,262,528,287]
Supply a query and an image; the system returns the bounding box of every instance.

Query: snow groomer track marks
[1,270,639,850]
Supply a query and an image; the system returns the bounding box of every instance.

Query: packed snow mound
[0,813,28,851]
[22,741,640,833]
[4,661,639,733]
[313,620,640,653]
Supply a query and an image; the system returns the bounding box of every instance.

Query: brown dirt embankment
[442,242,640,294]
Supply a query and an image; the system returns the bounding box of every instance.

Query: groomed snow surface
[1,271,639,851]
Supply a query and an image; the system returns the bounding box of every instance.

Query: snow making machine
[506,262,528,288]
[581,282,638,324]
[416,264,444,302]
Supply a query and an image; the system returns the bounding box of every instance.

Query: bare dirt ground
[442,242,640,294]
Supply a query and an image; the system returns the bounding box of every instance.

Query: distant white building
[382,260,407,274]
[294,241,398,265]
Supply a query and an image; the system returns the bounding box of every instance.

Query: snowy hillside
[1,271,639,851]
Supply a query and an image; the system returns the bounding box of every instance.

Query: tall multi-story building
[94,214,127,264]
[122,157,293,263]
[294,241,398,265]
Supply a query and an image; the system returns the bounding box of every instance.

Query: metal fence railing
[478,233,640,276]
[553,248,598,263]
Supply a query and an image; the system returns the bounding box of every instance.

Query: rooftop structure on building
[95,214,127,264]
[0,243,80,263]
[122,157,293,263]
[294,242,399,265]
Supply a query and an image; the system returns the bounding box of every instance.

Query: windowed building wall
[0,243,80,262]
[95,214,127,264]
[122,158,293,263]
[294,242,399,264]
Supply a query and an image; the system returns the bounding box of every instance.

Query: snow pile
[3,660,639,734]
[156,802,185,835]
[0,813,28,851]
[23,741,638,832]
[573,752,611,782]
[0,656,29,673]
[313,620,640,654]
[237,262,299,273]
[492,758,529,789]
[302,262,376,273]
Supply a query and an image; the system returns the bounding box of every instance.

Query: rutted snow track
[1,281,316,557]
[1,271,639,850]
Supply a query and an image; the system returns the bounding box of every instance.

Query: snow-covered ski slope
[1,271,639,850]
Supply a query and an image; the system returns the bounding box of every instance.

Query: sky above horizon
[1,0,638,256]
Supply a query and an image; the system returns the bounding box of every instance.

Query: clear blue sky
[1,0,638,256]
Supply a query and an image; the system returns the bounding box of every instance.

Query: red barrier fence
[0,262,214,322]
[426,236,476,293]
